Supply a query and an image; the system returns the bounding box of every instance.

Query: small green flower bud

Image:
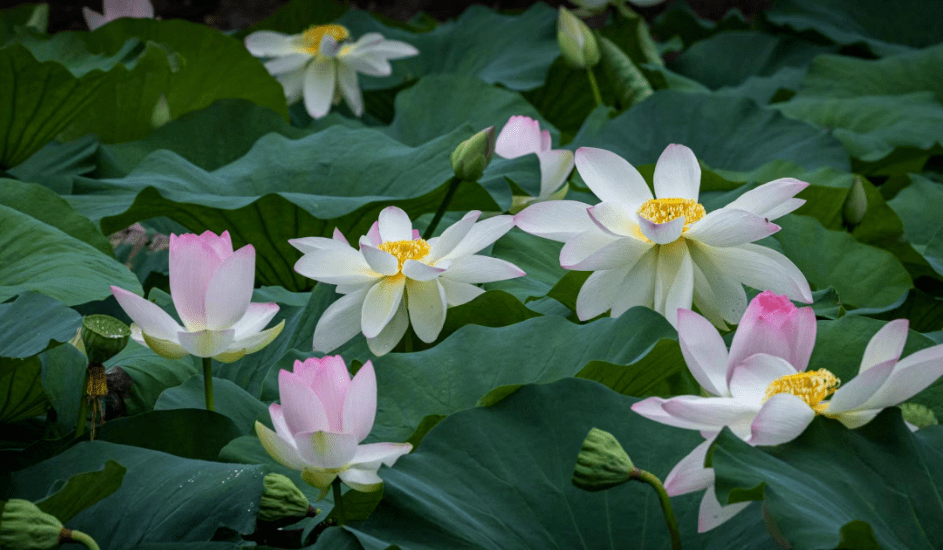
[450,126,495,182]
[0,499,64,550]
[900,403,938,429]
[842,176,867,228]
[572,428,635,492]
[80,315,130,364]
[151,94,171,129]
[258,473,311,523]
[558,7,600,69]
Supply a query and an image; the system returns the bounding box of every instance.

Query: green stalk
[422,176,462,240]
[202,357,215,412]
[75,368,90,437]
[66,530,102,550]
[331,477,346,526]
[586,68,603,107]
[632,468,682,550]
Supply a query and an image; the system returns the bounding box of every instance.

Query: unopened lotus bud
[558,7,600,69]
[450,126,495,182]
[80,315,130,364]
[842,176,867,228]
[0,499,63,550]
[258,473,311,523]
[572,428,635,491]
[151,94,171,128]
[900,402,938,429]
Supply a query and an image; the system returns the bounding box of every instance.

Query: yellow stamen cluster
[636,198,706,231]
[301,24,350,56]
[379,239,430,273]
[763,369,840,414]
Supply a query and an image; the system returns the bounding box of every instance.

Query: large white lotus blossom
[291,207,525,356]
[83,0,154,30]
[245,25,418,119]
[111,230,285,363]
[256,356,412,498]
[515,144,813,328]
[495,115,574,212]
[633,292,943,532]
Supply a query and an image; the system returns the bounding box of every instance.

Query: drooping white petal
[176,329,235,358]
[698,487,751,533]
[575,268,627,320]
[832,408,882,429]
[727,353,798,404]
[653,144,701,200]
[338,468,384,492]
[222,320,285,360]
[859,319,909,373]
[609,247,658,317]
[428,211,480,263]
[686,241,749,325]
[366,298,409,356]
[351,442,413,468]
[378,207,414,243]
[691,263,729,330]
[406,279,447,343]
[350,33,418,59]
[111,286,184,342]
[440,215,515,260]
[276,69,305,103]
[245,31,298,57]
[664,437,716,496]
[313,286,371,353]
[495,116,543,159]
[229,303,279,340]
[337,63,364,117]
[294,431,359,469]
[294,247,382,286]
[638,215,685,245]
[255,422,307,470]
[677,308,730,397]
[289,236,351,255]
[303,57,336,119]
[700,243,813,303]
[204,245,255,330]
[264,54,310,76]
[748,393,816,446]
[575,147,653,207]
[361,276,406,339]
[342,361,377,441]
[567,235,650,272]
[440,278,485,307]
[587,202,637,238]
[514,200,596,242]
[846,345,943,412]
[443,255,524,283]
[684,209,780,248]
[402,260,448,281]
[659,241,694,327]
[724,178,808,221]
[559,229,619,267]
[535,150,574,198]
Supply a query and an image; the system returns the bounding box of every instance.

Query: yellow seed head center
[301,24,350,55]
[378,239,430,273]
[636,198,706,231]
[763,369,840,414]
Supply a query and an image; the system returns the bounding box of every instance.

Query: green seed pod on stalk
[450,126,495,182]
[0,499,101,550]
[571,427,635,491]
[259,473,312,523]
[80,315,130,364]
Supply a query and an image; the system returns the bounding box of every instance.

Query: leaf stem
[422,176,462,240]
[586,68,603,107]
[631,468,682,550]
[64,530,102,550]
[76,367,90,437]
[202,357,214,412]
[332,477,346,526]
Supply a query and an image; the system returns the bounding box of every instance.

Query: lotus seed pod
[842,176,867,227]
[571,427,635,492]
[0,499,63,550]
[258,473,311,523]
[80,315,130,364]
[557,7,600,69]
[450,126,496,182]
[900,402,938,429]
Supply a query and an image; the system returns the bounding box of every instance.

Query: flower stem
[422,176,462,240]
[631,468,682,550]
[331,477,346,526]
[202,357,215,412]
[586,68,603,107]
[75,367,90,437]
[64,530,102,550]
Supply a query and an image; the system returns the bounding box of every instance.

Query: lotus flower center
[637,198,705,231]
[301,24,350,55]
[763,369,840,414]
[379,239,430,272]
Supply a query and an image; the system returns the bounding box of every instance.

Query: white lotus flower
[515,144,813,328]
[83,0,154,30]
[245,25,418,119]
[495,115,574,212]
[291,207,524,356]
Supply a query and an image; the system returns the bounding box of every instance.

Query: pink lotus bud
[727,290,816,372]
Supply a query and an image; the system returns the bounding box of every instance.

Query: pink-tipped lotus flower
[255,356,412,498]
[632,291,943,532]
[495,115,574,211]
[83,0,154,30]
[111,230,285,363]
[514,144,812,328]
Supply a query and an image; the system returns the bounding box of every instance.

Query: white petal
[294,247,382,286]
[850,344,943,412]
[728,353,798,403]
[361,276,406,339]
[823,358,896,414]
[245,31,298,57]
[560,229,619,267]
[700,243,812,303]
[495,116,543,159]
[361,244,399,276]
[575,147,653,207]
[638,215,685,245]
[294,431,358,469]
[366,298,409,356]
[264,54,309,75]
[313,286,371,353]
[440,215,514,260]
[111,286,184,341]
[351,442,412,468]
[724,178,808,221]
[685,209,780,248]
[587,202,637,237]
[653,241,694,327]
[677,308,729,397]
[342,361,377,441]
[255,422,307,470]
[402,260,448,281]
[653,144,700,200]
[337,63,364,117]
[350,34,418,59]
[223,320,285,360]
[288,236,351,254]
[303,57,336,119]
[691,263,730,330]
[378,206,414,243]
[204,245,255,330]
[833,408,882,429]
[231,301,280,340]
[428,211,480,262]
[686,241,749,325]
[698,487,751,533]
[443,255,524,283]
[536,150,574,198]
[609,247,658,317]
[565,234,650,272]
[575,268,627,320]
[514,200,596,243]
[859,319,909,373]
[660,396,758,432]
[177,329,236,358]
[277,69,305,103]
[664,437,716,496]
[406,279,447,343]
[83,7,107,30]
[338,42,393,76]
[748,393,816,446]
[440,278,485,307]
